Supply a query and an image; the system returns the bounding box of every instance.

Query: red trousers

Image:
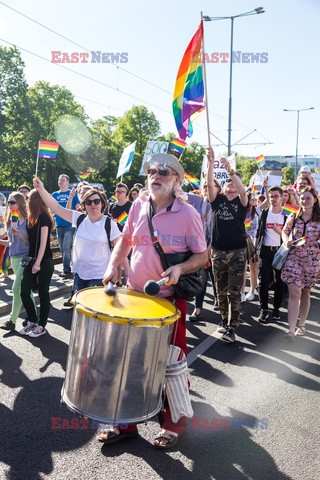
[120,296,188,435]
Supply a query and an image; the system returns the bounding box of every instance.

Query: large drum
[61,287,180,425]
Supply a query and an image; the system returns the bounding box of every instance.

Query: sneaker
[19,321,36,335]
[245,292,255,301]
[64,272,73,280]
[189,310,202,322]
[272,309,281,320]
[63,297,74,308]
[2,320,16,331]
[240,292,246,302]
[29,325,46,337]
[217,321,228,333]
[22,318,28,327]
[257,310,269,323]
[221,328,236,343]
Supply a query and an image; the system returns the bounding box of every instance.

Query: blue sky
[0,0,319,160]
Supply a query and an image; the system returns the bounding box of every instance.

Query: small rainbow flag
[168,137,187,157]
[11,210,20,223]
[184,172,200,190]
[117,211,128,226]
[245,219,252,230]
[315,168,320,174]
[282,203,300,215]
[75,172,91,182]
[293,236,306,247]
[255,155,266,168]
[38,141,59,159]
[110,195,117,202]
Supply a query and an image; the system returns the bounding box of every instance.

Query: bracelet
[229,169,235,176]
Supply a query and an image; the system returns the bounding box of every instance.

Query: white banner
[116,141,136,178]
[200,154,235,189]
[139,140,169,176]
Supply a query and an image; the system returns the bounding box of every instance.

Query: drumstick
[144,276,169,296]
[104,281,116,297]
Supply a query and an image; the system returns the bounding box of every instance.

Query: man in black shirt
[207,148,248,343]
[109,182,132,285]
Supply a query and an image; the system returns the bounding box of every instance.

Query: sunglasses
[147,167,176,177]
[115,190,126,194]
[225,179,233,184]
[8,200,17,205]
[85,198,102,206]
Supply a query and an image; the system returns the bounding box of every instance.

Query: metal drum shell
[62,287,180,425]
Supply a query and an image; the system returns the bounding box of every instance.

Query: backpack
[76,214,112,251]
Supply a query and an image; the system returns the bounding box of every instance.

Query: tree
[236,155,258,186]
[282,166,295,185]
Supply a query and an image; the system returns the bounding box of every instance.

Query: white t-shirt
[263,210,285,247]
[72,211,121,280]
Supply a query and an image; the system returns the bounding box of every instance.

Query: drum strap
[76,214,112,251]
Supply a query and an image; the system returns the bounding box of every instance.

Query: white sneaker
[240,292,246,302]
[29,325,46,337]
[19,321,36,335]
[245,292,255,301]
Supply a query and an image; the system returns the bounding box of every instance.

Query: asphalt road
[0,281,319,480]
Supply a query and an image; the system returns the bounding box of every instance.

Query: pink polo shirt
[123,196,207,297]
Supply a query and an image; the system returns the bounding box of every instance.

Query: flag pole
[35,141,40,177]
[201,11,211,149]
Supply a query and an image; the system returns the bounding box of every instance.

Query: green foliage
[235,155,257,186]
[281,166,295,185]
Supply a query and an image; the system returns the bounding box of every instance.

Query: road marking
[188,330,221,366]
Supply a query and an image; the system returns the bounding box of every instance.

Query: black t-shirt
[211,194,248,250]
[27,213,53,261]
[109,201,132,232]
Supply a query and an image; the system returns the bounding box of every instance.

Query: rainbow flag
[293,236,306,247]
[316,168,320,174]
[11,210,20,223]
[282,203,299,215]
[255,155,266,168]
[245,219,252,230]
[168,137,187,157]
[184,172,200,190]
[110,195,117,202]
[172,22,205,140]
[38,141,59,159]
[75,172,91,182]
[117,211,128,226]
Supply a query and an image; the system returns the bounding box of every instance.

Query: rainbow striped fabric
[282,203,299,215]
[245,219,252,230]
[316,168,320,174]
[110,195,118,202]
[172,22,205,140]
[255,155,266,168]
[75,172,91,182]
[184,172,200,190]
[168,137,187,157]
[38,141,59,159]
[11,210,20,223]
[117,212,128,226]
[293,236,306,247]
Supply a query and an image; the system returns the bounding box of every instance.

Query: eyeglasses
[85,198,101,206]
[147,167,177,177]
[8,200,17,205]
[115,190,126,194]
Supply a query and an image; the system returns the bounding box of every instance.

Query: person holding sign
[207,148,249,343]
[281,187,320,340]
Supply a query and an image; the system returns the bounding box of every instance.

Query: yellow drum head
[74,287,180,326]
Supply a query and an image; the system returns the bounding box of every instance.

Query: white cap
[299,165,311,173]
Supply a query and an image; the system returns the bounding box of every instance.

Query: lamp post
[283,107,314,179]
[203,7,265,156]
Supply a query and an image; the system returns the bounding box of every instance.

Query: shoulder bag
[147,203,207,301]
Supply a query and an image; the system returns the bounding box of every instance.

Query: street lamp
[203,7,265,156]
[283,107,314,179]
